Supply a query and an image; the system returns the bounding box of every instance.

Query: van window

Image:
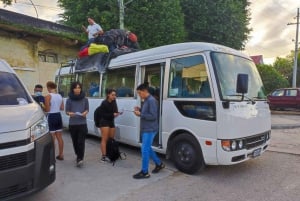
[0,72,32,105]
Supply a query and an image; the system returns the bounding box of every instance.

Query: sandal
[56,155,64,161]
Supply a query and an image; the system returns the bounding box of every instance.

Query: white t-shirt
[87,23,102,39]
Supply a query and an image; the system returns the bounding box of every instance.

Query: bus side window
[199,79,211,98]
[78,72,100,98]
[169,55,210,98]
[102,66,135,98]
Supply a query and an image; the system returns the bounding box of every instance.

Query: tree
[57,0,185,49]
[273,56,293,85]
[180,0,251,49]
[125,0,185,48]
[256,64,289,94]
[1,0,12,5]
[2,0,251,50]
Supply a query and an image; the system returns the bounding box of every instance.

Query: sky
[1,0,300,64]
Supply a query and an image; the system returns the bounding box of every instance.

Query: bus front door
[140,63,165,148]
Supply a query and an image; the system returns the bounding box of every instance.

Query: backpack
[106,138,126,165]
[94,105,101,128]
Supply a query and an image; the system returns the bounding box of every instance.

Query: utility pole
[118,0,133,29]
[118,0,124,29]
[288,8,299,87]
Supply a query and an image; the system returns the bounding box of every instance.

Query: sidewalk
[271,113,300,129]
[269,113,300,155]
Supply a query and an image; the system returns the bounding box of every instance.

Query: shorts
[47,112,63,133]
[99,119,115,128]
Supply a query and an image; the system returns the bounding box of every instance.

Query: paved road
[118,151,300,201]
[23,113,300,201]
[23,132,175,201]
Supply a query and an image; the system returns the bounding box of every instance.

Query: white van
[0,59,55,200]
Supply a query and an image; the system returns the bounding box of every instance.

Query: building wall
[0,29,78,94]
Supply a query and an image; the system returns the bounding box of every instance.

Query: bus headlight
[238,140,243,149]
[231,140,237,150]
[221,139,244,151]
[31,118,49,142]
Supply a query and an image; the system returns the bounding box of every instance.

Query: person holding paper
[65,81,89,167]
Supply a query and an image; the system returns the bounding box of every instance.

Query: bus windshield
[211,52,266,101]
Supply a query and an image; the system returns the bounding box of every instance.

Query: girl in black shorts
[96,89,121,162]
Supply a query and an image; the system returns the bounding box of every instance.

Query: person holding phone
[95,89,121,162]
[132,82,165,179]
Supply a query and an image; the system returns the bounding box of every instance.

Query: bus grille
[0,180,33,200]
[0,138,31,150]
[244,132,268,150]
[0,149,35,171]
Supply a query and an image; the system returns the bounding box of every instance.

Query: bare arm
[82,25,88,34]
[44,94,51,112]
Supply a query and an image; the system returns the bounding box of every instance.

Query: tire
[171,133,205,174]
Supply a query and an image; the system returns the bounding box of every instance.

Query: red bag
[78,47,89,58]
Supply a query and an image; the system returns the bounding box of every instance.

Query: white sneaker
[100,156,110,163]
[76,159,83,167]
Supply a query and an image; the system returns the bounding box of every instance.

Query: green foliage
[273,51,300,87]
[256,64,289,94]
[180,0,251,49]
[0,0,12,5]
[126,0,185,48]
[3,0,251,50]
[57,0,185,49]
[57,0,249,49]
[273,56,293,84]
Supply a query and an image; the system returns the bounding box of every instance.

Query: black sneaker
[152,163,165,173]
[133,171,150,179]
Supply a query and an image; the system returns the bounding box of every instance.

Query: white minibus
[0,59,55,200]
[56,42,271,174]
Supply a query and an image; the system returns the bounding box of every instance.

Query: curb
[271,124,300,129]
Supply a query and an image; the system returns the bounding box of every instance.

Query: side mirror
[236,74,248,94]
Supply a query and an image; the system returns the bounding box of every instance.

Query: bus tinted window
[78,71,100,97]
[57,75,74,97]
[168,55,211,98]
[101,66,135,97]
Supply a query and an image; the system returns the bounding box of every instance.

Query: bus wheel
[171,134,205,174]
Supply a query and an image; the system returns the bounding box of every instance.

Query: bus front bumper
[216,139,270,165]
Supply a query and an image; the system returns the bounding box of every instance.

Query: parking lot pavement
[23,130,174,201]
[268,128,300,155]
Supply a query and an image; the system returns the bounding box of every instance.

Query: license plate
[252,148,261,158]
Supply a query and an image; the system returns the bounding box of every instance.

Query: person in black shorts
[44,81,64,160]
[96,89,121,162]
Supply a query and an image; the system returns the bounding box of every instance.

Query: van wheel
[171,133,205,174]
